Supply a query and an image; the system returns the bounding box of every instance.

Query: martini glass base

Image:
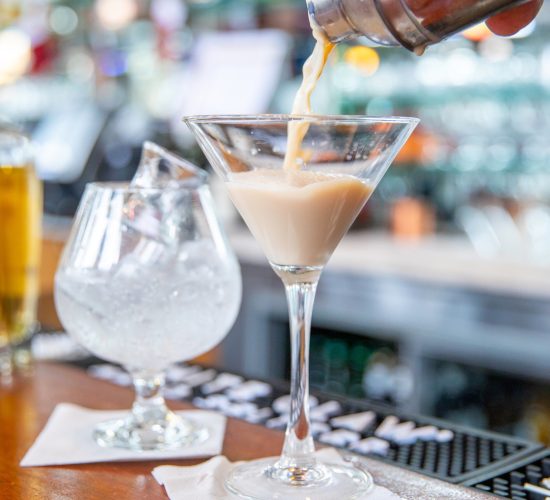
[93,412,208,451]
[225,458,374,499]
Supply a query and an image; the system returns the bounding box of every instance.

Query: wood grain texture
[0,362,284,500]
[0,362,494,499]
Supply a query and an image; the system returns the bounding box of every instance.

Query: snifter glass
[185,114,418,499]
[54,147,242,451]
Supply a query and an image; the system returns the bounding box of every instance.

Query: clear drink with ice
[54,143,242,451]
[55,239,240,372]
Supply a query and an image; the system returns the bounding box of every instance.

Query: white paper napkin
[21,403,226,467]
[153,448,403,500]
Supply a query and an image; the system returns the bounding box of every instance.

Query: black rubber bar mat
[85,360,543,488]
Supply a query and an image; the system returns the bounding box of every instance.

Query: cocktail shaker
[308,0,527,52]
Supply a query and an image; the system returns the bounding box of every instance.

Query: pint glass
[0,127,41,377]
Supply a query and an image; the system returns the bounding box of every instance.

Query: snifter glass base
[225,458,374,499]
[93,411,208,451]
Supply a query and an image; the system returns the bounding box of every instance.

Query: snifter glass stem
[130,371,170,425]
[93,368,209,450]
[278,278,318,480]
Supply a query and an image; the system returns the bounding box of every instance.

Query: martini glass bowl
[185,114,419,499]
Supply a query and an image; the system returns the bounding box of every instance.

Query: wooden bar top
[0,362,492,499]
[0,362,284,499]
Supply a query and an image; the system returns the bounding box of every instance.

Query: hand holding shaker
[308,0,536,53]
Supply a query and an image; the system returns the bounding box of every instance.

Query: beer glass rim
[0,125,32,165]
[0,121,29,137]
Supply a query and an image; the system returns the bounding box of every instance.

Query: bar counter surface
[0,362,493,499]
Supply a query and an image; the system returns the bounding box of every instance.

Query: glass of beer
[0,126,41,378]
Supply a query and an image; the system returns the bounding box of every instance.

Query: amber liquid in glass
[0,164,41,351]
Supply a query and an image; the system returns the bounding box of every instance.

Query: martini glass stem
[279,280,318,476]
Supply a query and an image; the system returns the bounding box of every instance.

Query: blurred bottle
[0,127,42,378]
[348,344,370,397]
[391,197,436,239]
[308,0,524,53]
[323,339,350,393]
[363,349,413,404]
[528,395,550,446]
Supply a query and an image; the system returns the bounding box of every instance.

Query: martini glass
[185,114,418,499]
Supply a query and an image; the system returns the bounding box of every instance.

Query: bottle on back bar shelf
[308,0,538,53]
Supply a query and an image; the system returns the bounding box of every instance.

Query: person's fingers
[485,0,543,36]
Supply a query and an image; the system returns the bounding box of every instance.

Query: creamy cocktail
[227,169,372,267]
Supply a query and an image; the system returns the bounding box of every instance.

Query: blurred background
[3,0,550,444]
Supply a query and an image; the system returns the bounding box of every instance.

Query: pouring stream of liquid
[283,25,334,171]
